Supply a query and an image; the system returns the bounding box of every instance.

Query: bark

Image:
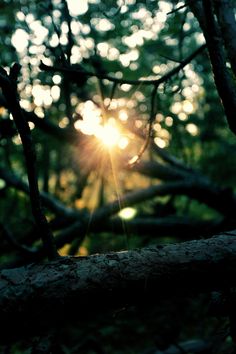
[189,1,236,135]
[1,233,236,341]
[215,0,236,77]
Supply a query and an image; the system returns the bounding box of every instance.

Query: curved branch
[0,168,77,218]
[125,120,192,172]
[40,45,206,86]
[127,160,189,181]
[92,180,236,220]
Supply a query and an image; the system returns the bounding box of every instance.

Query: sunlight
[0,179,6,189]
[32,84,52,107]
[95,18,114,32]
[29,20,48,45]
[165,116,173,127]
[67,0,88,16]
[183,100,194,114]
[11,29,29,52]
[118,137,129,149]
[118,207,137,220]
[154,137,167,148]
[74,101,129,150]
[119,110,128,121]
[186,123,199,136]
[96,123,121,147]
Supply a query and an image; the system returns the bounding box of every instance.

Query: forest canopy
[0,0,236,353]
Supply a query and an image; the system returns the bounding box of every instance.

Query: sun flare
[96,124,121,147]
[74,101,129,150]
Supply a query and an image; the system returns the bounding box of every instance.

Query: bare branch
[0,167,77,218]
[167,1,193,15]
[100,216,223,239]
[40,45,206,87]
[0,64,58,259]
[189,0,236,135]
[92,180,236,220]
[214,0,236,77]
[126,160,190,181]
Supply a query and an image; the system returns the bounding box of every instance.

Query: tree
[0,0,236,352]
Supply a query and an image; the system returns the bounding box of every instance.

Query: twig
[61,0,74,63]
[103,0,124,18]
[167,1,194,15]
[106,82,118,109]
[40,44,206,87]
[125,119,192,171]
[128,84,158,166]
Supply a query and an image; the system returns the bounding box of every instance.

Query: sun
[96,123,121,148]
[74,101,129,150]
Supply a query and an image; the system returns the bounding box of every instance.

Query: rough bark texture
[1,233,236,341]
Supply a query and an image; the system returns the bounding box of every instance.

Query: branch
[1,233,236,341]
[127,160,189,181]
[214,0,236,77]
[0,65,58,259]
[1,161,235,261]
[53,177,236,252]
[167,1,193,15]
[39,45,206,87]
[99,216,222,239]
[0,94,81,144]
[0,167,77,218]
[189,1,236,135]
[125,120,192,172]
[0,224,37,256]
[128,85,159,166]
[91,180,236,220]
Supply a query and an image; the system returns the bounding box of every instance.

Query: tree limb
[99,216,223,239]
[214,0,236,77]
[0,65,58,259]
[92,180,236,220]
[40,45,206,87]
[1,233,236,341]
[0,94,81,144]
[0,167,77,218]
[189,0,236,135]
[127,160,190,181]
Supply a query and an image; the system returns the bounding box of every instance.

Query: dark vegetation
[0,0,236,353]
